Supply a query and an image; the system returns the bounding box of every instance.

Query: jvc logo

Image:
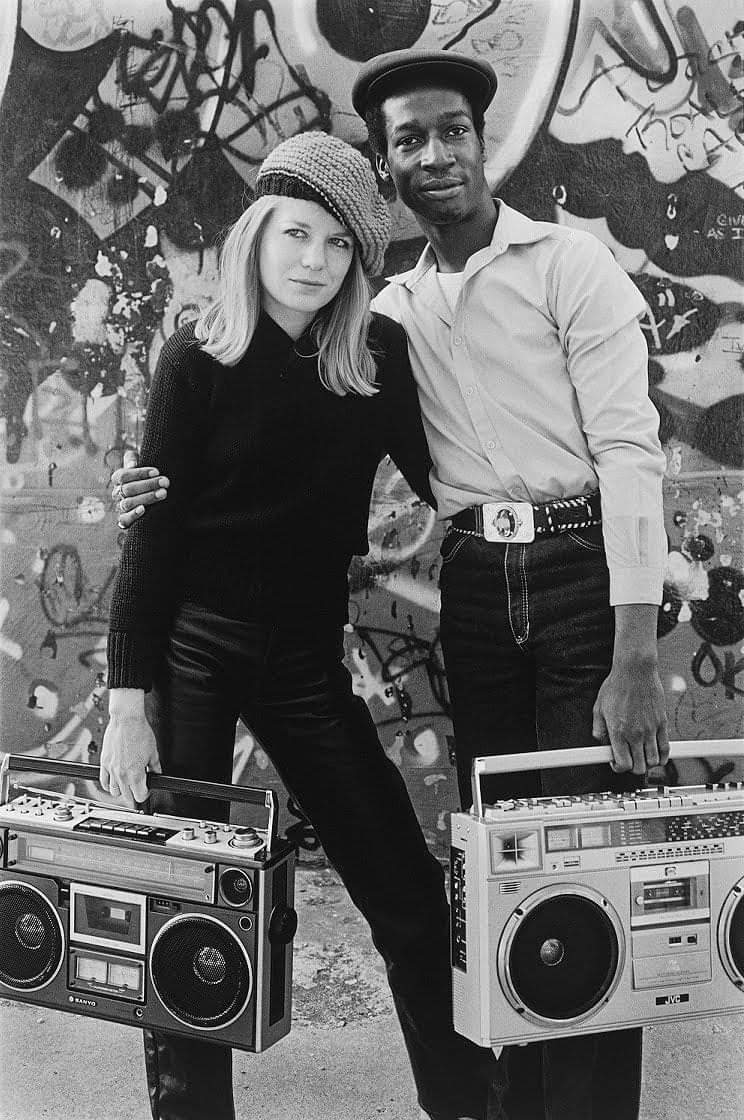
[655,993,689,1006]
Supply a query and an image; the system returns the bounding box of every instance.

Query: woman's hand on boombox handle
[101,688,162,807]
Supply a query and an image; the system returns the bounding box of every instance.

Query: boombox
[451,739,744,1048]
[0,753,297,1051]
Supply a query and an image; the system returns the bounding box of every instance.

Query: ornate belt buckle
[482,501,535,543]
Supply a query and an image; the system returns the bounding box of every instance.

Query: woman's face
[258,197,356,337]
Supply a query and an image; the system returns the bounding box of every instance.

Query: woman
[102,132,496,1120]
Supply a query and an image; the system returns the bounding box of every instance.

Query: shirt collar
[386,200,550,291]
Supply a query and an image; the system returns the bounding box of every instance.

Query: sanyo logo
[68,995,97,1007]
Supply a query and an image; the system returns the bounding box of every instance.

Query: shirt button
[487,440,496,449]
[465,386,474,397]
[453,336,462,346]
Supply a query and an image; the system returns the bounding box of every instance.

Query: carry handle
[0,753,278,850]
[471,739,743,818]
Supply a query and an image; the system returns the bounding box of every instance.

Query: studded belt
[450,492,602,544]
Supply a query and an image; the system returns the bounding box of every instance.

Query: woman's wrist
[108,687,147,719]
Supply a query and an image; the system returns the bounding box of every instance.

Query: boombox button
[204,828,218,844]
[182,827,196,841]
[231,828,261,849]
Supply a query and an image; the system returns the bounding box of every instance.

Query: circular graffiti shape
[684,534,715,563]
[87,106,125,144]
[107,166,140,206]
[317,0,430,62]
[154,109,201,163]
[689,566,744,647]
[55,131,107,190]
[40,545,84,627]
[121,123,153,159]
[21,2,111,52]
[477,0,578,194]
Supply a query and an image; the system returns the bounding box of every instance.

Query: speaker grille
[0,881,64,991]
[719,882,744,986]
[728,894,744,979]
[502,889,621,1022]
[151,915,253,1030]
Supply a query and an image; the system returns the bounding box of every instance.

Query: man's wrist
[611,649,659,671]
[612,603,659,665]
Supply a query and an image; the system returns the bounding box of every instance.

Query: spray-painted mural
[0,0,742,862]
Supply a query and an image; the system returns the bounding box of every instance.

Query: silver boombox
[0,754,296,1052]
[451,740,744,1048]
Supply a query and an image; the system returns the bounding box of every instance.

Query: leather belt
[450,492,602,544]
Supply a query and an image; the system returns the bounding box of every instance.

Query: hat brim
[351,50,497,117]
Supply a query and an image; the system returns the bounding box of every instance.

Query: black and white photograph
[0,1,742,1117]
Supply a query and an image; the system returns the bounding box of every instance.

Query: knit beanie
[255,131,390,276]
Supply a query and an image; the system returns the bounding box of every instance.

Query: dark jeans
[439,525,643,1120]
[143,602,501,1120]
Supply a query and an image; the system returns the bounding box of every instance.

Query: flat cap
[351,48,497,118]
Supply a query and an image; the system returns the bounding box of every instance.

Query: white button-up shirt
[372,201,666,606]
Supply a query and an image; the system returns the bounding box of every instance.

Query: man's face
[379,86,488,226]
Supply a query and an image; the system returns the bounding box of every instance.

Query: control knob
[231,828,261,849]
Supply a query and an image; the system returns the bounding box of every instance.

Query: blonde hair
[194,197,379,396]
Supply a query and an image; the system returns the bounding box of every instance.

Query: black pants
[439,527,643,1120]
[143,602,501,1120]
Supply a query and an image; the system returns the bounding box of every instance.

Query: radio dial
[231,829,261,850]
[53,806,73,822]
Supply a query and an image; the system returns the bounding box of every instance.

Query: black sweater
[107,311,433,690]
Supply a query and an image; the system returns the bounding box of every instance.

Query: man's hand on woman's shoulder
[112,449,169,529]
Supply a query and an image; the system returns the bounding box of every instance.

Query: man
[352,49,669,1120]
[114,47,669,1120]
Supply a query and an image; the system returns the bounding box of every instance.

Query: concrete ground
[1,866,743,1120]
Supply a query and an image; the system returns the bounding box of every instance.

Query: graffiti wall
[0,0,742,862]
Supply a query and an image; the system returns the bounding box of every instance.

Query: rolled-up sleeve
[552,237,667,606]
